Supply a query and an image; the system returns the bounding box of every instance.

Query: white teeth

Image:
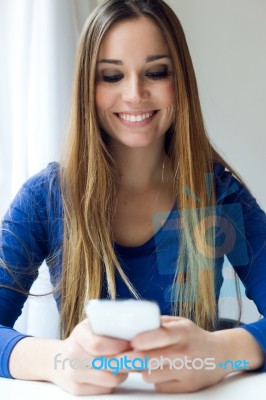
[118,112,155,122]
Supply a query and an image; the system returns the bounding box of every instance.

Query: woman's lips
[115,110,158,128]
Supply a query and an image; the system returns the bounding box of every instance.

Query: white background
[168,0,266,209]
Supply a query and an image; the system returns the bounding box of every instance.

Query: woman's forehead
[97,17,170,60]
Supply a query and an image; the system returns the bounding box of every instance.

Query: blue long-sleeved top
[0,162,266,377]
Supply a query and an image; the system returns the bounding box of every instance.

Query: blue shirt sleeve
[214,164,266,371]
[0,162,59,378]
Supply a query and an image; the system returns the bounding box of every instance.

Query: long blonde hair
[59,0,244,338]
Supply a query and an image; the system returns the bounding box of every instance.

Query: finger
[142,365,179,384]
[77,319,132,356]
[130,320,189,350]
[88,334,132,357]
[155,380,195,394]
[103,347,182,374]
[67,383,114,396]
[76,368,129,387]
[104,350,147,373]
[137,344,181,361]
[116,344,185,375]
[160,315,184,324]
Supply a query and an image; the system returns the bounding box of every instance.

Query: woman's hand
[113,315,255,393]
[131,316,227,393]
[48,318,131,396]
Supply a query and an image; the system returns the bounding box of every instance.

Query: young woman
[0,0,265,395]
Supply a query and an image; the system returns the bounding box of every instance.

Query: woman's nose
[121,77,149,104]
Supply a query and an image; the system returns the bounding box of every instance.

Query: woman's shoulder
[22,162,60,191]
[212,162,260,211]
[6,162,62,219]
[212,162,236,201]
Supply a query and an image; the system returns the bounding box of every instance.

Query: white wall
[167,0,266,209]
[166,0,266,322]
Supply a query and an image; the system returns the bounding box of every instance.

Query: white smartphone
[85,299,161,340]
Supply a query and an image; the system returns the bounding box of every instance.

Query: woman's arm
[0,169,53,378]
[112,316,264,394]
[214,164,266,371]
[9,336,62,381]
[8,319,131,396]
[212,327,264,372]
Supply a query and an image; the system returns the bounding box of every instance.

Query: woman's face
[95,17,175,149]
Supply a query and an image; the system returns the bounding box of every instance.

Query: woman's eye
[146,70,170,80]
[103,75,123,83]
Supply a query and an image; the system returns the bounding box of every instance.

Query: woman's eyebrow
[146,54,170,62]
[97,54,170,65]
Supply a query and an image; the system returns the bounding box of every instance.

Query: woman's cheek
[95,86,108,111]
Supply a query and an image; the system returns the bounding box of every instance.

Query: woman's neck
[111,141,168,192]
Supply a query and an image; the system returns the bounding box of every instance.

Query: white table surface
[1,371,265,400]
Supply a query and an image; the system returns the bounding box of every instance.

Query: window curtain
[0,0,98,338]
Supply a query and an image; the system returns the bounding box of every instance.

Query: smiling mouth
[115,110,158,123]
